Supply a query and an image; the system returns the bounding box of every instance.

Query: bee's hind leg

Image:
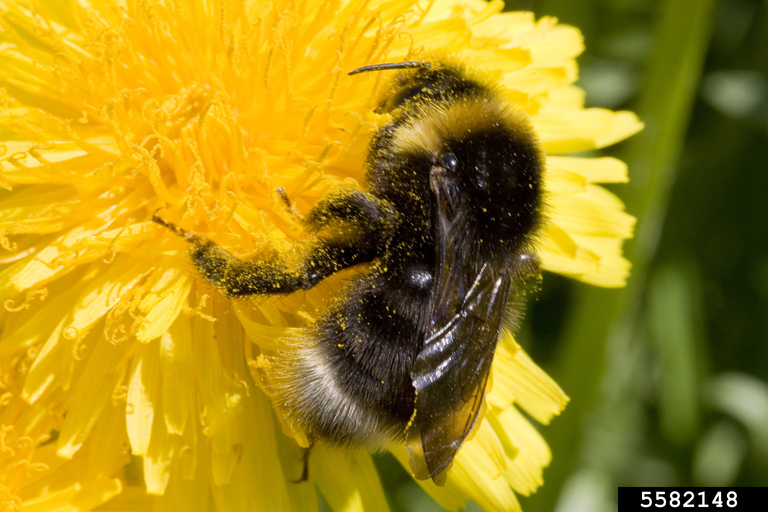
[292,443,314,484]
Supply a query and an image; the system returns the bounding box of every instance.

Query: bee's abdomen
[269,264,432,447]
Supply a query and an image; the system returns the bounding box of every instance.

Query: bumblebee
[154,59,543,485]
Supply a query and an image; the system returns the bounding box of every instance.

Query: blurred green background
[372,0,768,510]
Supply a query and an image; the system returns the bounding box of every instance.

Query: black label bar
[618,487,766,511]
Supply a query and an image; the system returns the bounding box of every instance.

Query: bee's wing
[408,168,512,482]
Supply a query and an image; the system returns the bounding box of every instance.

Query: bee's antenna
[348,61,431,76]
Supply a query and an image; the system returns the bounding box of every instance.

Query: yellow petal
[233,301,302,351]
[83,485,157,511]
[67,258,152,335]
[448,439,521,512]
[158,432,212,512]
[389,446,469,511]
[160,315,194,436]
[312,446,391,512]
[190,292,239,486]
[546,85,586,109]
[462,418,509,479]
[539,218,633,287]
[0,281,80,357]
[569,234,633,287]
[137,265,191,342]
[489,406,551,496]
[526,25,585,66]
[126,339,161,457]
[20,484,82,512]
[70,479,123,511]
[548,156,629,184]
[57,329,129,458]
[534,106,644,154]
[554,184,635,239]
[22,318,72,402]
[503,63,577,98]
[86,401,129,482]
[490,333,569,425]
[144,387,175,496]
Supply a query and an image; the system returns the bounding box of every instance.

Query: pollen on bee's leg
[151,209,205,245]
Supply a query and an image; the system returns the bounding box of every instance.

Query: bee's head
[352,59,544,256]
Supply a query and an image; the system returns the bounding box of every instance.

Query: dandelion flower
[0,0,641,511]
